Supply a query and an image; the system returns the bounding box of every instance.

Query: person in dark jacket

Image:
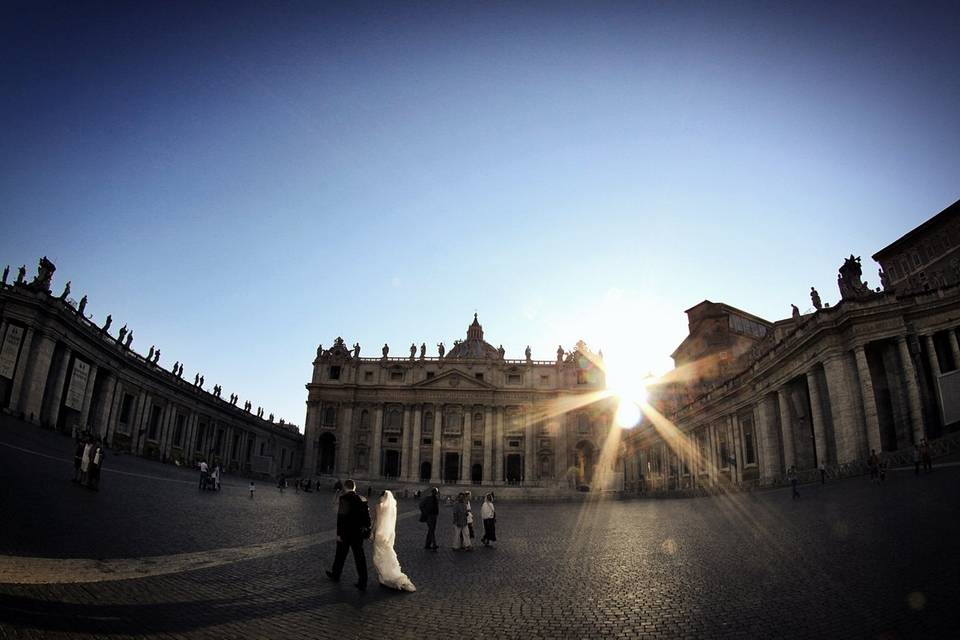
[326,479,371,590]
[419,487,440,550]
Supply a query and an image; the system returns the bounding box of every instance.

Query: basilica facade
[301,315,618,489]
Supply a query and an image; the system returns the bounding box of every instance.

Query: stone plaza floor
[1,417,959,639]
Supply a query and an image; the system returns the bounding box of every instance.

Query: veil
[372,489,416,591]
[375,490,397,548]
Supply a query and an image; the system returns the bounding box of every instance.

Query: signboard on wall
[940,370,960,426]
[65,359,91,411]
[0,325,24,379]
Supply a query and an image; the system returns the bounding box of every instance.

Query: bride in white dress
[372,490,416,592]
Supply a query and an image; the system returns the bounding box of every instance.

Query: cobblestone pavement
[1,417,958,639]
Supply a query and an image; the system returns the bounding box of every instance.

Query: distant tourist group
[71,428,104,491]
[324,480,499,592]
[197,459,221,491]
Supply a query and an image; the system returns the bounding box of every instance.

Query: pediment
[412,369,497,390]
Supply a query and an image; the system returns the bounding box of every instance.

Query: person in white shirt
[199,460,209,490]
[464,490,475,541]
[480,494,497,546]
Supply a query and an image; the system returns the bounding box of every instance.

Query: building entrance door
[505,454,523,484]
[383,449,400,478]
[443,452,460,483]
[318,433,336,474]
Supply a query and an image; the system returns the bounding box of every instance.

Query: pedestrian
[787,466,799,500]
[480,493,496,546]
[212,464,221,491]
[465,490,475,540]
[333,478,343,493]
[199,459,209,490]
[878,457,887,483]
[88,440,104,491]
[912,445,921,476]
[419,487,440,550]
[819,462,826,484]
[868,449,880,483]
[249,481,255,499]
[79,438,94,485]
[72,439,85,483]
[278,473,286,494]
[326,479,372,591]
[452,493,472,550]
[920,439,932,473]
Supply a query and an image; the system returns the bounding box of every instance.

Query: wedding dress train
[372,490,416,592]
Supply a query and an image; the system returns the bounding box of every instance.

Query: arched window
[386,409,402,432]
[360,410,370,430]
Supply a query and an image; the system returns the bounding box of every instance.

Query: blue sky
[2,1,958,429]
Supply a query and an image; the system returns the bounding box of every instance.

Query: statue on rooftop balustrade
[420,342,426,359]
[103,315,113,333]
[353,343,361,358]
[810,287,822,311]
[837,254,873,300]
[437,342,445,358]
[1,265,7,285]
[77,295,87,316]
[16,265,26,285]
[59,281,70,300]
[28,256,55,293]
[410,343,416,359]
[382,343,389,358]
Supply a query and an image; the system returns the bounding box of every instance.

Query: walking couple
[327,479,415,592]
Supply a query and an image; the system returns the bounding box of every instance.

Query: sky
[2,1,959,431]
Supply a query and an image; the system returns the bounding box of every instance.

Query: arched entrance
[318,433,336,474]
[420,461,432,481]
[443,452,460,483]
[471,463,482,484]
[383,450,400,478]
[505,454,523,484]
[574,440,595,489]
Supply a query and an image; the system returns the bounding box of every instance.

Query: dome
[446,314,502,359]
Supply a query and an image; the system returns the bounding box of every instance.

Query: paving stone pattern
[1,417,958,639]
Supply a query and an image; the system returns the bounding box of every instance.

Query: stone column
[8,326,34,413]
[555,413,569,486]
[401,405,412,480]
[896,337,925,444]
[948,330,960,371]
[158,401,173,457]
[430,404,443,483]
[20,333,56,424]
[105,380,123,443]
[130,391,148,455]
[339,405,353,476]
[523,408,535,485]
[755,397,775,481]
[45,346,72,429]
[411,405,423,482]
[460,408,472,483]
[822,355,860,464]
[370,405,384,479]
[303,402,320,474]
[776,388,796,471]
[482,406,493,485]
[853,345,882,455]
[495,406,505,484]
[731,415,743,484]
[923,334,943,422]
[806,369,828,467]
[78,363,99,428]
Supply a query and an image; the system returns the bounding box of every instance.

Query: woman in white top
[465,490,475,540]
[480,493,496,546]
[371,490,416,591]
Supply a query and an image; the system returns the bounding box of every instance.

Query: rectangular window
[329,365,341,380]
[174,414,186,447]
[387,436,398,444]
[260,442,266,456]
[474,439,482,447]
[422,437,432,445]
[508,440,520,448]
[475,373,484,381]
[148,405,163,441]
[508,374,522,385]
[540,375,549,386]
[119,394,135,430]
[390,371,404,381]
[364,371,373,381]
[426,371,435,379]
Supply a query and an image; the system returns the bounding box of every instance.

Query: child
[249,481,255,499]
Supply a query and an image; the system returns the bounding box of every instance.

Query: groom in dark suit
[326,479,371,590]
